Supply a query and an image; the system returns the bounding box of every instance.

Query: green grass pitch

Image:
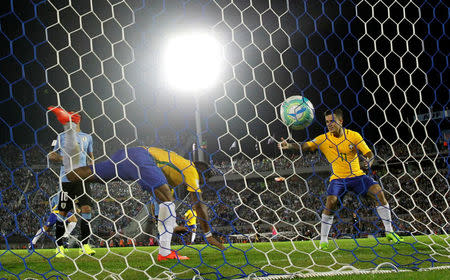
[1,235,449,280]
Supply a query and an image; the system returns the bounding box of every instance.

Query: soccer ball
[280,96,314,130]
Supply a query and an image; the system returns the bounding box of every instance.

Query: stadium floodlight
[163,32,222,161]
[163,32,222,92]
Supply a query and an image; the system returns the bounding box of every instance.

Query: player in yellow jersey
[279,109,403,249]
[184,208,198,244]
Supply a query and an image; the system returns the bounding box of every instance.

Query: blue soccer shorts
[90,147,168,192]
[186,224,197,231]
[327,175,378,197]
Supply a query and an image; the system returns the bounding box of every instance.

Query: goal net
[0,0,448,279]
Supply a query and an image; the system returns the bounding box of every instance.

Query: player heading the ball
[279,108,404,249]
[48,107,225,261]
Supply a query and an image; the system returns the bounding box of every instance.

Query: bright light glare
[163,33,222,92]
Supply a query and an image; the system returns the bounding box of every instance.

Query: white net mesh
[0,0,448,279]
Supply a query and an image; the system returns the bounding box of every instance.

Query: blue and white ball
[280,96,315,130]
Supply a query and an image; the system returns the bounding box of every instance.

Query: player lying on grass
[279,109,404,249]
[48,107,225,261]
[28,194,77,258]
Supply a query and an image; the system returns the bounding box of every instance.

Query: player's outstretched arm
[189,191,225,250]
[278,137,300,150]
[278,137,314,152]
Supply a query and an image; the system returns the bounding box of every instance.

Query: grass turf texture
[1,235,448,280]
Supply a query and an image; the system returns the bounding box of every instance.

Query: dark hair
[324,108,343,119]
[193,161,214,179]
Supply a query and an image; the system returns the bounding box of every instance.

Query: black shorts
[58,181,93,212]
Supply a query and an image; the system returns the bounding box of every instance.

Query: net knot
[374,262,399,272]
[103,273,122,280]
[192,274,205,280]
[163,271,176,280]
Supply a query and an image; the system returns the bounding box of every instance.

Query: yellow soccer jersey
[185,209,197,226]
[145,147,201,192]
[305,129,371,181]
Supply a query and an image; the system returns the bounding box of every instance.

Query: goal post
[1,0,449,279]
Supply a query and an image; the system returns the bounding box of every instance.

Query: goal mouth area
[1,0,448,280]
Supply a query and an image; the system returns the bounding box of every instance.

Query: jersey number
[59,191,69,209]
[339,153,347,162]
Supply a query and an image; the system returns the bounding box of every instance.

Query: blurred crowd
[214,153,329,175]
[0,139,448,249]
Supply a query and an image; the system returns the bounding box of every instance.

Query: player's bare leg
[323,195,338,216]
[367,184,388,206]
[320,195,338,249]
[367,184,403,242]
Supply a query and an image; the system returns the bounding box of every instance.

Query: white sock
[320,214,334,243]
[32,228,45,245]
[63,122,80,173]
[376,204,393,232]
[191,232,196,244]
[157,202,176,256]
[62,222,77,238]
